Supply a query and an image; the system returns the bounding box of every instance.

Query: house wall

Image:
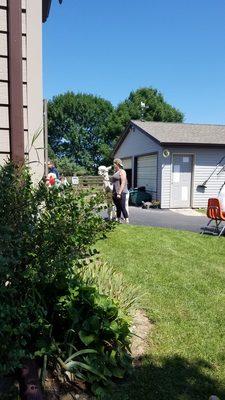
[115,126,162,200]
[0,0,10,162]
[26,0,44,183]
[0,0,44,182]
[161,147,225,208]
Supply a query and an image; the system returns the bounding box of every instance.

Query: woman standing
[112,158,129,223]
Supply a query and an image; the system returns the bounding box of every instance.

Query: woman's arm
[118,170,126,195]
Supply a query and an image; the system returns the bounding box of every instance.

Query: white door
[170,154,193,208]
[137,154,157,192]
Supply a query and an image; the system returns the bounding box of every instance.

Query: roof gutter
[42,0,52,22]
[42,0,63,23]
[161,142,225,148]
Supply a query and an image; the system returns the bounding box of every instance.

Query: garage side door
[170,154,193,208]
[137,154,157,192]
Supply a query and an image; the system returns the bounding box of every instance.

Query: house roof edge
[42,0,52,22]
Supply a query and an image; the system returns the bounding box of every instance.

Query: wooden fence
[67,175,104,188]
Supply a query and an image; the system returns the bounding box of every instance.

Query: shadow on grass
[111,355,225,400]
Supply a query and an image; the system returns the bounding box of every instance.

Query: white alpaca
[98,165,129,220]
[98,165,116,220]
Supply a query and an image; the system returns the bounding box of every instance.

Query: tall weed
[79,261,141,315]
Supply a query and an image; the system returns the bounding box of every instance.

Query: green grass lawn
[97,225,225,400]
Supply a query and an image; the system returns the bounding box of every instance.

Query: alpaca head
[98,165,112,178]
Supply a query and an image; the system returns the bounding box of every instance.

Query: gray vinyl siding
[0,1,27,157]
[160,151,171,208]
[0,153,9,164]
[0,107,9,128]
[0,1,9,160]
[161,147,225,208]
[1,130,10,152]
[22,59,27,81]
[0,31,7,55]
[115,126,162,200]
[0,8,7,30]
[22,36,27,58]
[0,0,44,182]
[193,149,225,208]
[0,57,7,80]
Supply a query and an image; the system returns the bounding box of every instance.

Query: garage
[137,154,157,194]
[114,120,225,208]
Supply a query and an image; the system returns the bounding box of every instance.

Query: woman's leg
[125,192,129,216]
[113,194,122,219]
[121,193,129,219]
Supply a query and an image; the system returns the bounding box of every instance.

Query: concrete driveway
[127,207,208,233]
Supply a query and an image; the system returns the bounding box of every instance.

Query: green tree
[116,87,184,129]
[56,156,88,176]
[48,92,117,171]
[48,88,184,171]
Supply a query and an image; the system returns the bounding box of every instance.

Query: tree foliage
[48,92,118,171]
[48,88,184,171]
[49,154,88,176]
[116,87,184,127]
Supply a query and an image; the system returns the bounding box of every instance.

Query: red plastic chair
[201,198,225,236]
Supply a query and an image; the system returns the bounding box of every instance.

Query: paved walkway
[127,207,207,233]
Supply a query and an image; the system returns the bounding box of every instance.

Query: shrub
[0,162,132,399]
[0,162,109,375]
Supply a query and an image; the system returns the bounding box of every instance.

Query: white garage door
[137,154,157,192]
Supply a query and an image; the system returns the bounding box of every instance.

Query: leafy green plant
[0,162,132,399]
[56,284,132,398]
[0,378,19,400]
[57,349,105,381]
[0,162,109,376]
[78,261,141,315]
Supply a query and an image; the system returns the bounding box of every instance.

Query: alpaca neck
[103,174,112,190]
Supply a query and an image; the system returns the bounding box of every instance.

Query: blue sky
[43,0,225,124]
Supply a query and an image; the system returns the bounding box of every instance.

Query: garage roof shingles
[131,120,225,145]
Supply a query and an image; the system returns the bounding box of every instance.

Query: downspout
[8,0,24,164]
